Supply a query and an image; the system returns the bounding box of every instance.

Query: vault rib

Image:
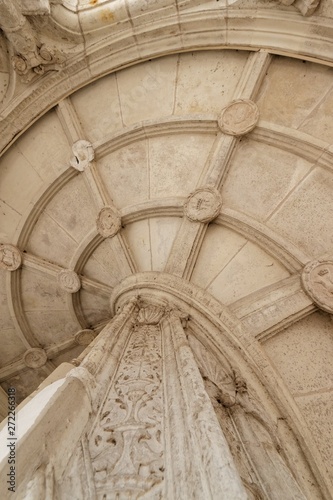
[164,51,272,279]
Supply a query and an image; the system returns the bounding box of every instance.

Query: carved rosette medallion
[184,187,222,223]
[302,258,333,313]
[75,329,96,346]
[57,269,81,293]
[218,99,259,136]
[70,140,94,171]
[0,244,22,271]
[24,348,48,369]
[96,206,121,238]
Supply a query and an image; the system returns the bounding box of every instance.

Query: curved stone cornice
[1,8,333,154]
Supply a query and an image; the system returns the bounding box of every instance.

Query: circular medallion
[75,329,96,346]
[0,244,22,271]
[301,258,333,313]
[57,269,81,293]
[184,188,222,223]
[96,206,121,238]
[218,99,259,136]
[24,348,48,369]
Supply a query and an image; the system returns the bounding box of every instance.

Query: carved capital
[218,99,259,136]
[75,329,96,346]
[57,269,81,293]
[301,258,333,313]
[96,206,121,238]
[70,140,94,171]
[23,348,47,368]
[137,304,165,325]
[0,244,22,271]
[184,187,222,223]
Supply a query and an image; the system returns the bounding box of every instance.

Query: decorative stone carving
[23,348,47,368]
[184,187,222,223]
[96,206,122,238]
[70,140,94,172]
[301,258,333,313]
[0,0,64,83]
[89,316,165,498]
[279,0,320,16]
[0,244,22,271]
[190,335,305,500]
[218,99,259,136]
[137,304,165,325]
[74,329,96,346]
[57,269,81,293]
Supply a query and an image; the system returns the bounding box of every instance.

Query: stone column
[0,298,140,500]
[81,302,246,499]
[1,298,246,499]
[162,310,246,500]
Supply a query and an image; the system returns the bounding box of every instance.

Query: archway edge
[110,271,333,497]
[1,8,333,154]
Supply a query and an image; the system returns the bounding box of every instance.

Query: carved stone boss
[0,244,22,271]
[302,258,333,314]
[70,140,94,172]
[57,269,81,293]
[96,206,121,238]
[218,99,259,136]
[23,348,47,369]
[184,187,222,223]
[75,329,95,346]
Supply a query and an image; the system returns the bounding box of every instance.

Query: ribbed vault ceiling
[1,0,333,491]
[1,48,333,403]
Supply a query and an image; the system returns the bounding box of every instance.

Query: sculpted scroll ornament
[0,1,64,83]
[57,269,81,293]
[301,258,333,313]
[0,244,22,271]
[218,99,259,136]
[96,206,121,238]
[24,348,47,368]
[70,140,94,171]
[184,187,222,223]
